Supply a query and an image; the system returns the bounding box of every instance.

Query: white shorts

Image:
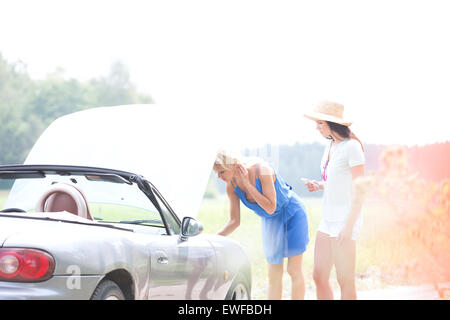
[317,217,363,240]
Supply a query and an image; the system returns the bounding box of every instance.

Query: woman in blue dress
[213,150,309,300]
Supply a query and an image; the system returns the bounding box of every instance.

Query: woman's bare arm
[237,164,277,214]
[337,164,365,244]
[217,182,241,236]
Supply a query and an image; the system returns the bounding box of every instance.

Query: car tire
[91,279,125,300]
[225,274,251,300]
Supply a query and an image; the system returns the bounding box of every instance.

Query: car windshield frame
[0,164,182,235]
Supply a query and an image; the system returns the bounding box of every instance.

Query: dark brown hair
[326,121,364,152]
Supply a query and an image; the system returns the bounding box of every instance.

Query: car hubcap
[232,283,249,300]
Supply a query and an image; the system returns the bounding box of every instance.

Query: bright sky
[1,0,449,147]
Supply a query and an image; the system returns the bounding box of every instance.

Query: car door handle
[157,256,169,265]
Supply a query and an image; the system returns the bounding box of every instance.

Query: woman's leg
[332,238,357,300]
[267,262,284,299]
[313,231,334,299]
[287,254,305,300]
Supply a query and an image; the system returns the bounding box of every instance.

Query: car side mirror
[180,216,203,241]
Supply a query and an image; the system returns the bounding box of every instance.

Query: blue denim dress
[233,167,309,264]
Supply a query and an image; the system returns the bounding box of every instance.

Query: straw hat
[304,100,352,126]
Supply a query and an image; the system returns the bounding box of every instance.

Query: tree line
[205,141,450,198]
[0,53,153,165]
[1,52,448,196]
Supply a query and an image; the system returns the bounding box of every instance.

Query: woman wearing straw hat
[303,100,365,300]
[213,150,309,300]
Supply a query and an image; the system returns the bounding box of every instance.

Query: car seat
[35,183,93,220]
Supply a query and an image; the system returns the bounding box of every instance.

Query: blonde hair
[213,149,242,171]
[213,149,261,171]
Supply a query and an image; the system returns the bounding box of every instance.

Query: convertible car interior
[35,183,93,220]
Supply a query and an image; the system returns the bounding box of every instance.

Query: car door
[147,190,216,300]
[148,234,216,300]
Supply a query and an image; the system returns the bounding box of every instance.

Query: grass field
[197,195,395,299]
[0,190,8,209]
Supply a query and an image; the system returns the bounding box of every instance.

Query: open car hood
[20,104,224,219]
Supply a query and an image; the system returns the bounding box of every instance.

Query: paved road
[357,284,446,300]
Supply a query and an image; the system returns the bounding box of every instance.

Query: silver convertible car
[0,105,251,300]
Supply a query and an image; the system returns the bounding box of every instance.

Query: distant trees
[0,54,41,165]
[205,142,450,199]
[206,142,327,198]
[276,142,325,197]
[0,54,153,165]
[1,52,448,189]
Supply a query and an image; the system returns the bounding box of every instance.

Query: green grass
[88,203,164,226]
[197,195,391,299]
[0,190,9,209]
[198,196,322,299]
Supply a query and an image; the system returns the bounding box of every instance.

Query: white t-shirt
[320,138,365,222]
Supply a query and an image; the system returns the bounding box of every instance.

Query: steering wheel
[0,208,27,213]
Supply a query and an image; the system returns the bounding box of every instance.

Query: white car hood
[17,104,226,219]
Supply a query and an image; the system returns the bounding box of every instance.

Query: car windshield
[0,169,179,233]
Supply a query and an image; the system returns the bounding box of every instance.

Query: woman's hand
[234,164,250,187]
[303,179,322,192]
[337,224,353,245]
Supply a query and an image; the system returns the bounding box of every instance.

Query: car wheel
[225,274,251,300]
[91,279,125,300]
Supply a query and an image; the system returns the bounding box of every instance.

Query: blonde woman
[304,101,365,300]
[213,151,309,300]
